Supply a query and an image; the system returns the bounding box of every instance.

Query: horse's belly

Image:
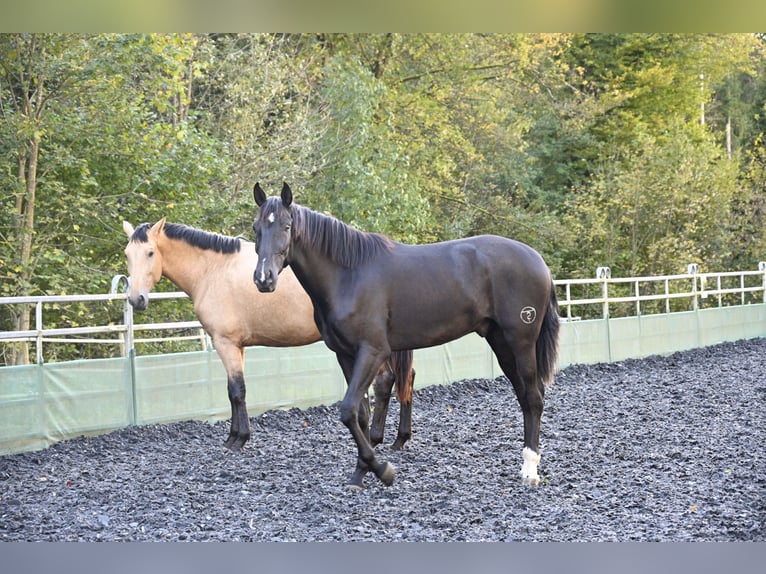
[388,306,483,350]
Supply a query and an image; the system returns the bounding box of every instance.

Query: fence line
[2,264,765,456]
[1,263,765,366]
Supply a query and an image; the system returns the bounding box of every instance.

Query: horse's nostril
[129,292,149,311]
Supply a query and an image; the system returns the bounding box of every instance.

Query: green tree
[301,53,431,242]
[190,33,329,234]
[557,33,761,277]
[564,120,739,276]
[0,33,228,364]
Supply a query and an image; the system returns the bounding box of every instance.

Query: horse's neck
[289,247,339,309]
[158,238,217,298]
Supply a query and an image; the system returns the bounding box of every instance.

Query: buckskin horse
[122,219,414,454]
[251,183,559,487]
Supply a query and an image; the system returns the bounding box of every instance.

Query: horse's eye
[148,251,154,258]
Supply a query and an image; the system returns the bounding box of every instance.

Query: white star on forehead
[267,212,276,223]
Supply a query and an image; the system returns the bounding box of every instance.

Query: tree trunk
[8,36,44,365]
[11,137,40,365]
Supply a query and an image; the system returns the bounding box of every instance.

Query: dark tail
[537,281,560,386]
[391,349,415,404]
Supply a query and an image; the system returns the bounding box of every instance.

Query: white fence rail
[556,263,766,320]
[1,263,765,366]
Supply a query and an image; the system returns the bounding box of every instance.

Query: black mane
[131,222,242,254]
[289,203,394,268]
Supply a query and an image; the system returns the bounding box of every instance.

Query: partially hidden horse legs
[339,351,396,489]
[370,367,394,447]
[371,351,415,450]
[391,351,415,450]
[393,396,413,450]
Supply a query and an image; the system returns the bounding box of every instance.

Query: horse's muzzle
[128,291,149,311]
[254,269,276,293]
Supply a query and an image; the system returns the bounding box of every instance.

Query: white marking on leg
[520,447,541,485]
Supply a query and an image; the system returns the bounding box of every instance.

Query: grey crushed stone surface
[1,338,764,541]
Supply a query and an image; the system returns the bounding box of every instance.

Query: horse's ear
[253,182,267,206]
[281,182,293,208]
[122,220,135,238]
[150,217,166,237]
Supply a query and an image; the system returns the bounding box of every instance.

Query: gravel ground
[1,338,764,541]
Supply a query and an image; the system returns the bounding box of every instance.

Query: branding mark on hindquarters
[520,306,537,324]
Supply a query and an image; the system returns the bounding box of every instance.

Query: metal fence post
[760,262,766,305]
[687,263,699,311]
[35,301,43,364]
[687,263,701,349]
[110,275,137,425]
[596,266,611,319]
[596,266,611,361]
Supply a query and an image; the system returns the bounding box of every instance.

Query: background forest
[2,33,766,364]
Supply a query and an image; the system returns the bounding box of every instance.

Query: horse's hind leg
[216,342,250,451]
[370,362,414,450]
[370,363,394,447]
[392,355,415,450]
[487,327,544,485]
[393,397,412,450]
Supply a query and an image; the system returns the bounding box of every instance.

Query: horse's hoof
[519,447,540,486]
[377,462,395,486]
[520,474,541,486]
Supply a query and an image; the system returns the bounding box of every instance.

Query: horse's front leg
[337,348,395,489]
[216,341,250,451]
[336,353,371,488]
[348,393,374,488]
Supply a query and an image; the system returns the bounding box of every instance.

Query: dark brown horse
[251,183,559,488]
[122,219,414,453]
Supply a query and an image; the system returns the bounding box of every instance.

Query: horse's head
[252,182,293,292]
[122,218,166,311]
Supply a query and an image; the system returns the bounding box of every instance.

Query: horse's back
[390,235,551,289]
[367,235,553,349]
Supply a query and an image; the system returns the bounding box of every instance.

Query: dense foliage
[2,33,765,363]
